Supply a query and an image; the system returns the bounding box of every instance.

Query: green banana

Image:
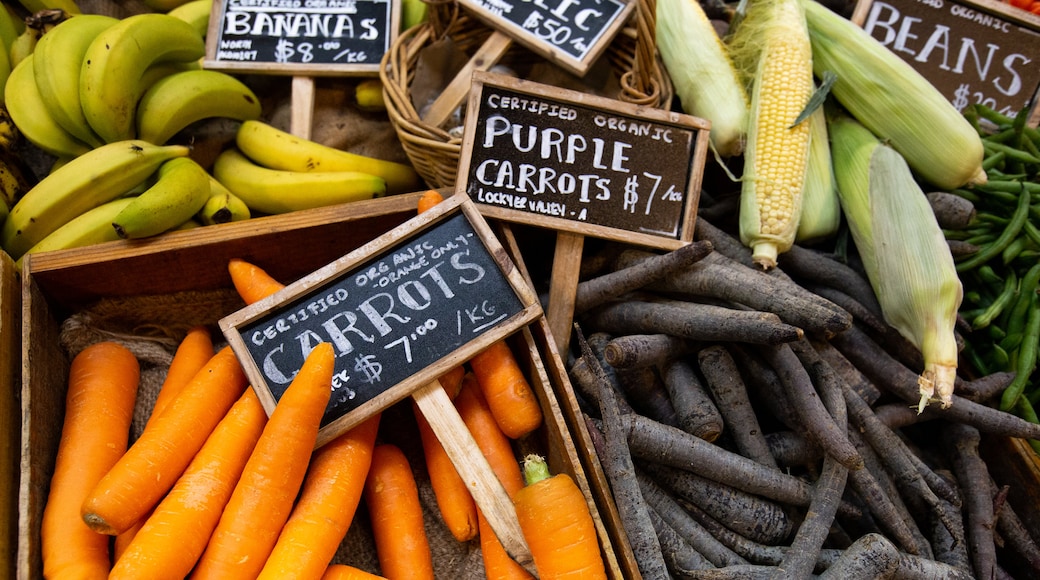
[198,176,250,225]
[0,39,10,104]
[8,24,40,68]
[32,13,118,148]
[0,5,20,54]
[167,0,211,38]
[111,156,210,239]
[212,147,386,215]
[15,197,134,269]
[80,13,206,143]
[1,140,190,258]
[4,54,92,158]
[15,0,81,16]
[135,69,262,145]
[235,120,422,195]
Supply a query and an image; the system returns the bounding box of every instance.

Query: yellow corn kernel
[731,0,815,269]
[829,113,962,411]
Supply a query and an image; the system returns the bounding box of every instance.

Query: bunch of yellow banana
[4,10,259,156]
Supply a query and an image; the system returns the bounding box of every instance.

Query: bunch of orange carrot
[39,190,610,579]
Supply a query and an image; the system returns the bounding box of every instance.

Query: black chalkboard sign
[203,0,399,75]
[220,195,542,442]
[852,0,1040,127]
[455,0,634,75]
[455,71,711,251]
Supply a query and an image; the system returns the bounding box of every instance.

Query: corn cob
[730,0,815,269]
[657,0,748,157]
[829,113,963,412]
[801,0,986,191]
[796,104,841,242]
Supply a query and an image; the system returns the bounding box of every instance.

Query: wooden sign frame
[454,0,634,76]
[455,71,711,252]
[219,194,542,446]
[203,0,400,76]
[851,0,1040,127]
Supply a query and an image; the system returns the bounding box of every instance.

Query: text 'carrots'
[193,342,336,580]
[43,342,140,580]
[81,346,249,536]
[364,443,435,580]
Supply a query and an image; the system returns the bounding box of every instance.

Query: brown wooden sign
[455,71,711,252]
[219,194,541,444]
[852,0,1040,126]
[454,0,633,76]
[203,0,400,75]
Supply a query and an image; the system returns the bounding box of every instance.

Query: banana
[1,140,190,258]
[14,197,134,269]
[0,147,37,209]
[0,43,10,104]
[354,78,386,112]
[0,5,20,54]
[80,13,206,143]
[15,0,81,16]
[135,69,262,145]
[0,103,19,150]
[8,24,40,68]
[141,0,194,12]
[198,176,250,225]
[32,13,118,147]
[167,0,211,38]
[235,120,422,195]
[4,54,92,158]
[212,147,386,215]
[111,156,210,239]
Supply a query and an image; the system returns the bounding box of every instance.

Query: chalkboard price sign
[456,71,711,251]
[455,0,633,75]
[203,0,399,75]
[220,196,542,444]
[852,0,1040,126]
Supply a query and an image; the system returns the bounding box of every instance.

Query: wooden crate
[0,251,19,579]
[16,192,625,579]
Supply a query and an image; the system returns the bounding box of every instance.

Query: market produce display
[7,0,1040,577]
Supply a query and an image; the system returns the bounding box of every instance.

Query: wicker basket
[380,0,674,189]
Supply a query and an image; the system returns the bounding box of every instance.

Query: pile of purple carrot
[566,217,1040,579]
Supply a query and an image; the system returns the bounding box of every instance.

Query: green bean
[1013,398,1040,456]
[985,127,1018,144]
[978,180,1040,195]
[992,343,1012,370]
[975,213,1011,226]
[1023,220,1040,248]
[985,141,1040,165]
[998,293,1040,411]
[951,188,982,204]
[957,186,1032,272]
[983,151,1007,172]
[964,233,998,247]
[1004,264,1040,338]
[975,264,1006,286]
[972,271,1018,330]
[965,344,991,376]
[1002,236,1033,264]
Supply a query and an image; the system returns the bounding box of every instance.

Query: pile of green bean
[946,104,1040,439]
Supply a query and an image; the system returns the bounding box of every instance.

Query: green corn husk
[829,113,963,412]
[658,0,749,158]
[796,104,841,242]
[802,0,987,191]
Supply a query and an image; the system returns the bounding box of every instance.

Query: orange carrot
[513,455,607,579]
[193,342,335,580]
[469,340,543,439]
[478,511,535,580]
[363,443,435,580]
[321,564,388,580]
[228,257,286,305]
[257,413,382,579]
[148,325,215,424]
[416,189,445,214]
[454,372,533,580]
[42,342,140,580]
[109,389,267,579]
[81,345,249,536]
